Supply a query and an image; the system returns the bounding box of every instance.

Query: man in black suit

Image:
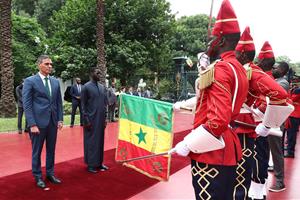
[81,67,108,173]
[70,77,83,127]
[23,55,63,189]
[107,82,117,122]
[16,80,28,134]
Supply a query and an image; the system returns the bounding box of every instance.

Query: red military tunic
[234,63,288,138]
[289,91,300,118]
[190,51,248,166]
[285,90,300,128]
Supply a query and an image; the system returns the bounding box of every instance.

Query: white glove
[173,101,182,110]
[197,52,210,71]
[174,141,190,156]
[255,123,270,137]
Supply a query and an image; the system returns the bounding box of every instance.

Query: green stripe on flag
[119,94,173,133]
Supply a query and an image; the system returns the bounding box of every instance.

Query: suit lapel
[35,74,48,98]
[49,77,55,100]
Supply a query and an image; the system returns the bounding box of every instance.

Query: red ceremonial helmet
[207,0,240,58]
[235,26,255,52]
[258,41,274,59]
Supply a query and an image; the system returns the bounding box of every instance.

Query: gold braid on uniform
[246,66,252,80]
[243,63,252,80]
[198,61,217,90]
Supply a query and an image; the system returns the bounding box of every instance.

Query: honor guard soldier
[233,27,289,200]
[247,42,294,199]
[172,0,249,199]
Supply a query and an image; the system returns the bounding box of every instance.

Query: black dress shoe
[46,175,62,184]
[87,167,98,173]
[35,178,46,189]
[99,164,109,171]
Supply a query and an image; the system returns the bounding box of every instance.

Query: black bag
[64,86,72,102]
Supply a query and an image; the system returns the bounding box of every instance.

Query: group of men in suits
[23,55,108,189]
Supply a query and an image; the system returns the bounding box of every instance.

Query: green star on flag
[135,127,147,144]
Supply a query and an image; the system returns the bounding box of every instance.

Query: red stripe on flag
[116,140,170,180]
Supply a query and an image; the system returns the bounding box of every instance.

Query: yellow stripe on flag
[118,118,172,154]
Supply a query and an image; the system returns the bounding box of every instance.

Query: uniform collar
[220,50,235,60]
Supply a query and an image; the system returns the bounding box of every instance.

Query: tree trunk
[0,0,16,117]
[96,0,106,84]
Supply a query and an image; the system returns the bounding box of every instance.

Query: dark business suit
[107,86,117,122]
[23,74,63,179]
[16,84,28,131]
[81,81,108,167]
[70,83,83,126]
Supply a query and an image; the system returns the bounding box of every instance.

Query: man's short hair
[37,55,50,65]
[278,61,290,75]
[90,67,97,74]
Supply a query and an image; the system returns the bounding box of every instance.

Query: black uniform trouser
[252,136,269,184]
[71,99,82,125]
[287,117,300,155]
[30,118,57,179]
[234,134,255,200]
[191,160,237,200]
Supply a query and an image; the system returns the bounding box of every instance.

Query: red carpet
[0,130,190,200]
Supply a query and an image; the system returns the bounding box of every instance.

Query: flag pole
[117,150,175,163]
[207,0,214,42]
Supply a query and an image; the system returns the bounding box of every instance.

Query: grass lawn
[0,115,80,133]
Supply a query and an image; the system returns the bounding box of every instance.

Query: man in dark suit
[70,77,83,127]
[107,82,117,122]
[23,55,63,189]
[133,87,143,97]
[16,80,28,134]
[81,67,108,173]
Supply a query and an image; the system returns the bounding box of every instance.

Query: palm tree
[0,0,16,117]
[96,0,106,84]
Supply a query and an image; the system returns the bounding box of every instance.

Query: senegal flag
[115,94,174,181]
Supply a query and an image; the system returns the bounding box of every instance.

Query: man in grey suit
[23,55,63,189]
[81,67,108,173]
[268,61,289,192]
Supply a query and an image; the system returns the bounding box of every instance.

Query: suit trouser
[268,135,284,185]
[30,118,57,179]
[108,103,116,121]
[252,137,269,184]
[287,117,300,155]
[17,107,28,131]
[234,134,255,200]
[71,100,82,125]
[191,160,237,200]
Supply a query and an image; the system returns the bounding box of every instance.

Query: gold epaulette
[243,63,252,80]
[198,62,216,90]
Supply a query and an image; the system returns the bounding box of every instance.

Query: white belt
[240,107,252,114]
